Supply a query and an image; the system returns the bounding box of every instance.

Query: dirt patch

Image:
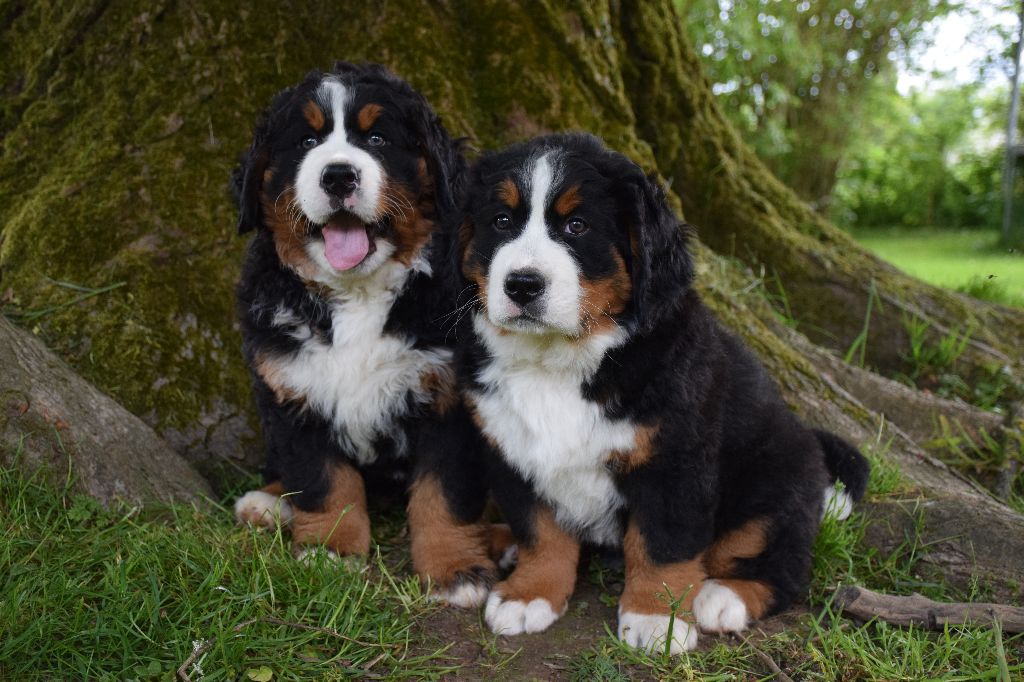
[411,549,812,681]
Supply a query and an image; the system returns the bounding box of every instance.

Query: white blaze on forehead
[486,151,583,335]
[295,78,384,226]
[523,152,558,229]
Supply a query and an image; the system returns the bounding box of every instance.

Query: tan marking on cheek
[554,184,582,216]
[303,101,325,132]
[263,168,274,184]
[261,186,317,278]
[491,506,580,614]
[408,474,497,593]
[253,351,307,407]
[606,423,660,473]
[703,518,770,578]
[378,180,435,266]
[579,249,632,336]
[357,103,384,131]
[705,578,774,622]
[460,235,491,312]
[420,365,458,416]
[497,178,520,208]
[620,521,705,617]
[290,463,371,556]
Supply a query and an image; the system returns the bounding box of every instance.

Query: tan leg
[408,475,497,608]
[234,481,293,530]
[290,463,371,558]
[618,521,704,654]
[694,517,774,634]
[484,506,580,635]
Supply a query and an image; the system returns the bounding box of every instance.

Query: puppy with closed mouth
[232,61,499,606]
[456,133,870,652]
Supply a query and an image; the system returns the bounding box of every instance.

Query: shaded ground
[410,550,810,681]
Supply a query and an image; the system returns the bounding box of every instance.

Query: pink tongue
[322,224,370,270]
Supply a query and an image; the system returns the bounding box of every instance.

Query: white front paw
[428,580,490,609]
[294,546,340,565]
[234,490,293,529]
[693,580,749,633]
[617,610,698,654]
[484,592,561,635]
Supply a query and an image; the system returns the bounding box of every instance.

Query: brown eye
[564,217,588,236]
[300,135,319,149]
[493,214,512,231]
[367,133,386,147]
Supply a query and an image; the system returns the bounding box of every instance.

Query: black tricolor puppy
[232,61,499,606]
[456,133,870,652]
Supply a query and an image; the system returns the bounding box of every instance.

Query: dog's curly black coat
[231,62,497,599]
[456,132,870,649]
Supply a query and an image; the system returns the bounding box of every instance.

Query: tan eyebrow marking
[303,101,325,132]
[554,184,582,216]
[357,103,384,131]
[497,177,520,208]
[495,175,520,206]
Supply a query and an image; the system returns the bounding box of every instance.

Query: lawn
[2,442,1021,680]
[853,229,1024,308]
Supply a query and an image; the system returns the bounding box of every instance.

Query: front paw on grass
[617,610,698,654]
[426,568,495,608]
[293,546,366,572]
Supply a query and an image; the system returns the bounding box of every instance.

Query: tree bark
[0,315,212,507]
[1003,0,1024,247]
[0,1,1022,585]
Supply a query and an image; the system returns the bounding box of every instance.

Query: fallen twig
[176,616,395,681]
[750,645,795,682]
[834,586,1024,633]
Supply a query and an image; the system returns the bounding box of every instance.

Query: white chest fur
[268,261,451,465]
[470,315,633,546]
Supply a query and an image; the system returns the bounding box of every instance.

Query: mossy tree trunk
[2,1,1023,587]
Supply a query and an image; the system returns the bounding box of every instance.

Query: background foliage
[683,0,1020,233]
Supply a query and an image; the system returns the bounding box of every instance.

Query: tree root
[834,586,1024,633]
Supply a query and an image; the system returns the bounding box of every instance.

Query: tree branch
[834,586,1024,633]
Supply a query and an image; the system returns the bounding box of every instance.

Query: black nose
[321,163,360,197]
[504,269,546,305]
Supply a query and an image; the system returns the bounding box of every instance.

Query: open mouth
[319,212,377,271]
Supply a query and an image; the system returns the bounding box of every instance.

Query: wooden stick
[834,586,1024,633]
[750,645,795,682]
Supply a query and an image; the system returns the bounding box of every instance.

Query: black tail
[814,429,870,502]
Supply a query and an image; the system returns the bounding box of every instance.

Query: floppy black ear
[231,131,269,234]
[232,83,303,234]
[620,166,694,333]
[412,102,466,217]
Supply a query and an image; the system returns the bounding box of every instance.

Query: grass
[566,437,1024,681]
[0,451,450,680]
[2,433,1021,680]
[853,228,1024,308]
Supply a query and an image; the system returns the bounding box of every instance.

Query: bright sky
[897,1,1020,94]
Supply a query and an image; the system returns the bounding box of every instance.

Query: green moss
[0,1,662,472]
[6,1,1016,480]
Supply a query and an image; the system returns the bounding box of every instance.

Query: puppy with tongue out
[231,62,503,609]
